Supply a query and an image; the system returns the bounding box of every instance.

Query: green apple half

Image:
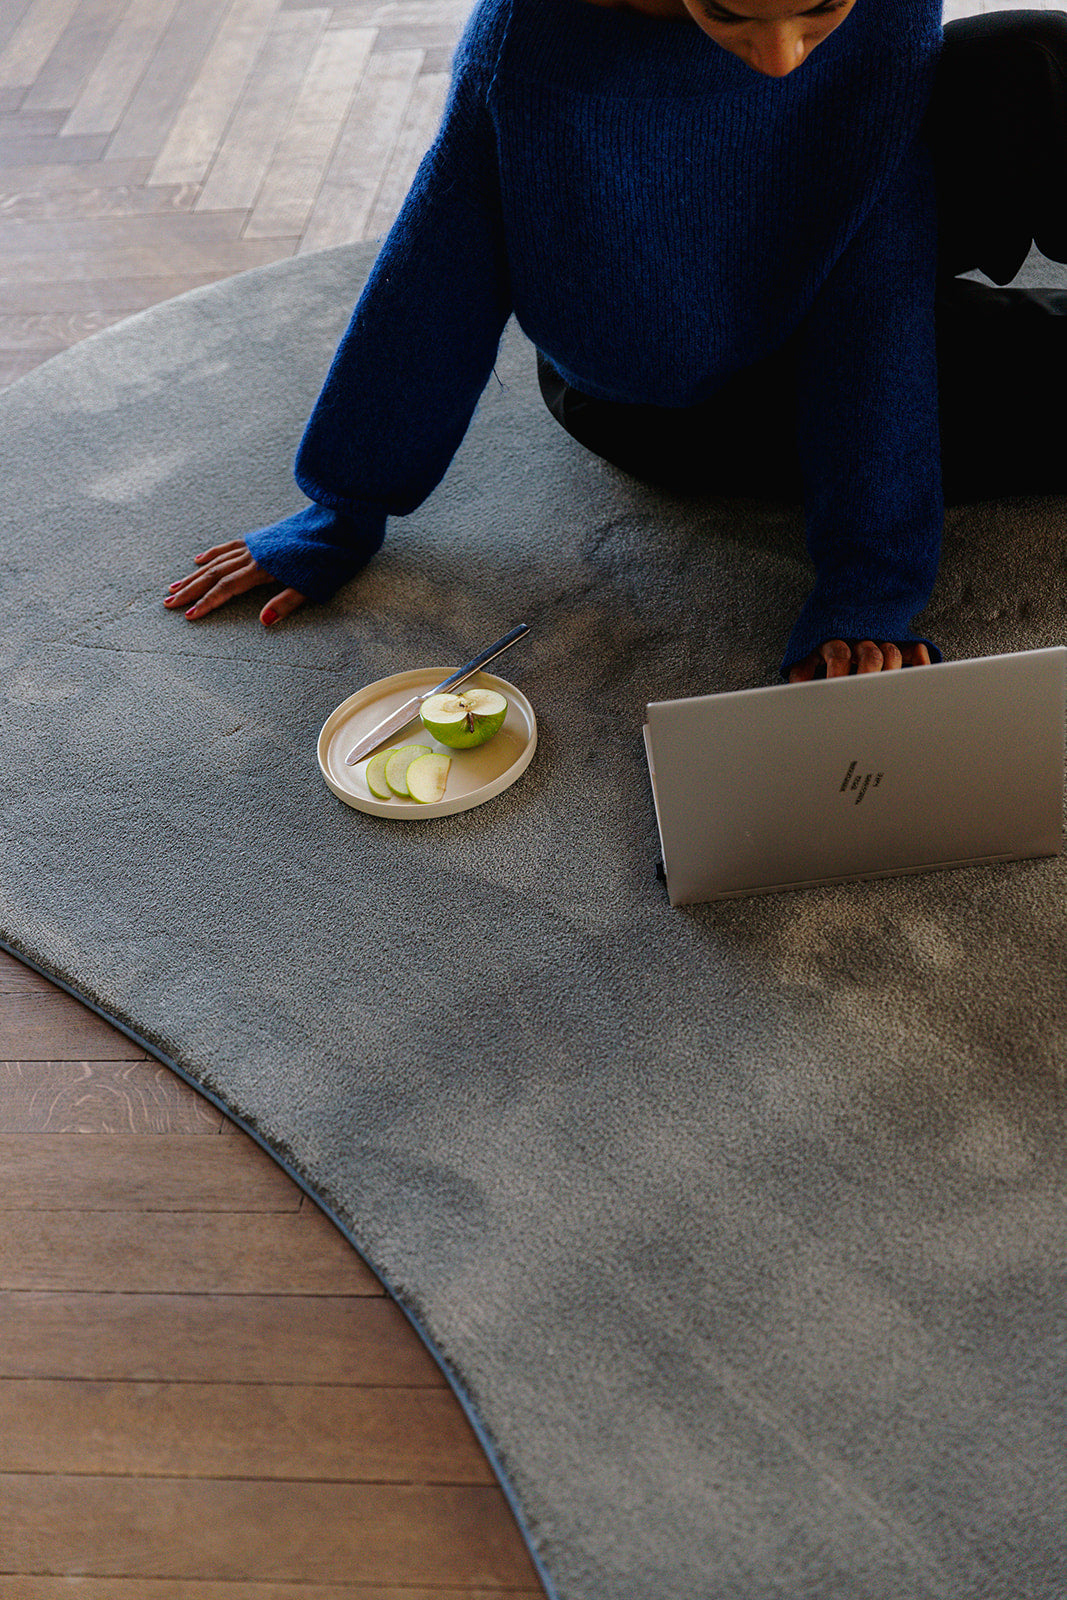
[420,688,508,749]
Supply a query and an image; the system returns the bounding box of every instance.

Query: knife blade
[344,623,530,766]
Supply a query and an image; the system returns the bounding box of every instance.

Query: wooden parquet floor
[0,0,468,387]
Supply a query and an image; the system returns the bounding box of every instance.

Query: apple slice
[365,749,394,800]
[420,688,507,749]
[385,743,431,797]
[406,751,451,803]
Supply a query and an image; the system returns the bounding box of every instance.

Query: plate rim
[317,667,537,819]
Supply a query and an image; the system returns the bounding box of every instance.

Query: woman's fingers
[165,545,308,627]
[822,639,856,678]
[787,640,853,682]
[165,542,271,620]
[194,540,248,564]
[787,649,824,683]
[166,555,249,609]
[259,588,306,627]
[788,639,931,682]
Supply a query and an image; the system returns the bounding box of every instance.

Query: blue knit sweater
[246,0,944,674]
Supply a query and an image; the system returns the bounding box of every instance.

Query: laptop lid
[644,648,1067,905]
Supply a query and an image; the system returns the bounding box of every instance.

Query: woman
[164,0,1067,680]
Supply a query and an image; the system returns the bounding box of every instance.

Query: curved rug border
[0,927,557,1598]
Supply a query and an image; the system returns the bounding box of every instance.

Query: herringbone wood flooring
[0,0,1055,1590]
[0,0,468,387]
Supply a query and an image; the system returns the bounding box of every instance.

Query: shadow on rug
[2,242,1066,1599]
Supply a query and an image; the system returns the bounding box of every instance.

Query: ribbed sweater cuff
[780,601,942,678]
[245,502,386,603]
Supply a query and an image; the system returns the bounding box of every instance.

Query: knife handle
[430,623,530,698]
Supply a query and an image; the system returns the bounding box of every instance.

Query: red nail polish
[261,607,278,626]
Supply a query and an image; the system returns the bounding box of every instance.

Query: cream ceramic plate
[318,668,537,818]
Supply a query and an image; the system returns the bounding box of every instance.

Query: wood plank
[0,1582,545,1600]
[299,45,421,251]
[0,108,66,134]
[0,308,146,366]
[321,0,394,15]
[62,0,183,138]
[0,0,84,90]
[422,44,457,73]
[0,153,151,185]
[292,18,374,126]
[241,109,342,237]
[21,0,131,114]
[0,207,257,250]
[380,1,475,19]
[0,1292,444,1383]
[0,1378,494,1480]
[1,1475,541,1587]
[0,979,147,1060]
[1,946,80,992]
[362,67,446,239]
[375,20,465,50]
[0,182,196,221]
[0,1205,384,1293]
[0,269,242,314]
[197,6,327,213]
[0,0,36,63]
[106,0,236,162]
[0,1133,302,1210]
[148,0,286,186]
[327,1,473,23]
[8,1475,528,1583]
[0,237,295,279]
[243,23,375,239]
[0,1059,224,1131]
[0,129,110,161]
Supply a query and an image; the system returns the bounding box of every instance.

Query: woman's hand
[788,639,931,683]
[164,540,306,626]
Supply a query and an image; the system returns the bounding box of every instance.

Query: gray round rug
[2,242,1066,1600]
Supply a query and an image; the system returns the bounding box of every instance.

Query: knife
[345,623,531,765]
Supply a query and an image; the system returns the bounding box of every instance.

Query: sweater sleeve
[245,16,513,602]
[780,141,944,677]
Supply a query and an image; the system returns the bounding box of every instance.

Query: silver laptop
[644,647,1067,905]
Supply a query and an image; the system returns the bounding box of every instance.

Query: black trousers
[537,10,1067,506]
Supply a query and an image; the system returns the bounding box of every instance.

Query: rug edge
[0,240,374,397]
[0,932,559,1600]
